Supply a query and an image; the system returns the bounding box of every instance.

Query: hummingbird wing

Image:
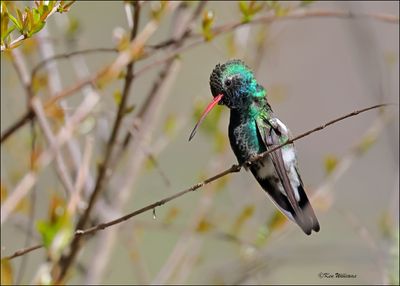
[255,116,320,235]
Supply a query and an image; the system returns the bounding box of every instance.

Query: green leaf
[239,1,249,18]
[32,7,41,23]
[8,10,22,32]
[31,21,45,35]
[239,1,264,23]
[1,11,14,45]
[36,196,73,260]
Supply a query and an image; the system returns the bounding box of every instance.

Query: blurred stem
[9,47,37,285]
[53,2,142,282]
[1,93,100,224]
[120,1,207,151]
[153,152,228,284]
[82,2,207,284]
[3,7,397,144]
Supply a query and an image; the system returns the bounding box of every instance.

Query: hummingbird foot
[243,154,259,170]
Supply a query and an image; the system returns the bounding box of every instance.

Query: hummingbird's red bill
[188,93,224,141]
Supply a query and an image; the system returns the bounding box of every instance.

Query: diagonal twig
[2,8,398,144]
[2,103,393,261]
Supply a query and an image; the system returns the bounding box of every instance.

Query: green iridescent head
[209,59,265,109]
[188,60,266,141]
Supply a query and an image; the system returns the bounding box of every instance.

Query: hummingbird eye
[224,79,232,87]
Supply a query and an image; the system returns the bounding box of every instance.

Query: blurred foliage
[31,73,49,94]
[163,113,178,137]
[196,217,214,233]
[113,89,122,106]
[202,10,214,41]
[36,195,74,261]
[44,102,65,123]
[230,205,255,236]
[324,154,338,175]
[1,258,13,285]
[355,134,377,155]
[255,210,287,246]
[239,1,264,23]
[150,1,167,21]
[1,1,75,50]
[163,206,180,225]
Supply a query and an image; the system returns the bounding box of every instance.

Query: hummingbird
[189,59,320,235]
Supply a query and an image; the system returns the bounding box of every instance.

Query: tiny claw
[244,155,258,170]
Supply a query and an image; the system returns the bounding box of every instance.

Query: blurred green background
[1,1,399,284]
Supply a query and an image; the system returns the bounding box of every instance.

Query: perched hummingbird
[189,59,320,235]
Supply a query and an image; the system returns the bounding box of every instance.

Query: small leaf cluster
[1,1,75,50]
[239,1,264,23]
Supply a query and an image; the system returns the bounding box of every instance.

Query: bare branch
[2,244,44,260]
[68,136,94,214]
[72,103,395,235]
[31,98,75,196]
[1,92,99,224]
[31,48,118,80]
[2,8,397,144]
[2,103,394,261]
[53,1,154,281]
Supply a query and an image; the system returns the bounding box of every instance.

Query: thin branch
[1,92,100,224]
[53,1,144,282]
[74,2,140,232]
[2,8,397,144]
[9,45,37,286]
[31,48,118,80]
[146,9,400,51]
[1,109,35,143]
[67,136,94,214]
[3,244,44,260]
[70,103,395,235]
[31,98,75,196]
[2,103,394,261]
[83,3,207,283]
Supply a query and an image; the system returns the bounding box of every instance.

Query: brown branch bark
[52,2,142,282]
[2,8,397,145]
[3,103,392,261]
